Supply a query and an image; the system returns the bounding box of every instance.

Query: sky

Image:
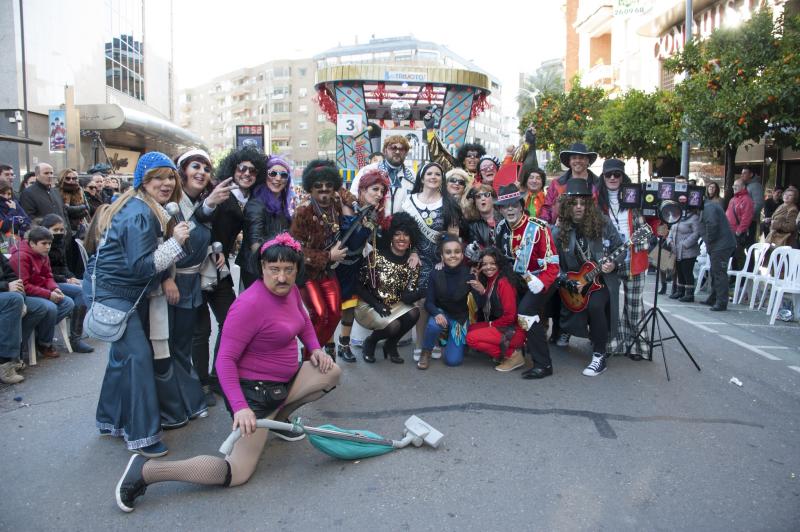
[172,0,566,117]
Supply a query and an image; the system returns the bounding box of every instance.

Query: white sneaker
[431,346,442,359]
[556,333,571,347]
[582,353,607,377]
[413,348,421,362]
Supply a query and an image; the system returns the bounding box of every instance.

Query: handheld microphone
[211,241,223,283]
[165,202,196,230]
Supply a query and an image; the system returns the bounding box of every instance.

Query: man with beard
[350,136,415,216]
[539,143,600,225]
[493,184,559,378]
[291,160,353,358]
[553,180,624,377]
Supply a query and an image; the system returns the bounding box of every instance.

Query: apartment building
[177,58,332,172]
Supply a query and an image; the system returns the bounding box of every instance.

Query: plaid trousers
[608,271,648,356]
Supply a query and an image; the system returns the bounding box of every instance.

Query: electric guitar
[559,225,652,313]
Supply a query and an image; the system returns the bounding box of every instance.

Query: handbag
[83,230,151,342]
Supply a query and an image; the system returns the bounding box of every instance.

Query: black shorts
[223,365,301,419]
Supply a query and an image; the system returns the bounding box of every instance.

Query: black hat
[559,143,598,167]
[565,178,592,196]
[601,158,626,176]
[495,183,523,207]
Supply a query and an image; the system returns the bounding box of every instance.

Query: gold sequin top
[359,251,420,307]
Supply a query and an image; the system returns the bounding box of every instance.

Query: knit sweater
[215,281,320,414]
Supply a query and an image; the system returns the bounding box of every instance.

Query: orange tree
[519,76,606,174]
[665,8,799,196]
[585,88,682,181]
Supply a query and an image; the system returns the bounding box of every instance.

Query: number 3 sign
[336,114,363,136]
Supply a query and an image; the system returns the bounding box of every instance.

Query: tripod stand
[626,237,701,380]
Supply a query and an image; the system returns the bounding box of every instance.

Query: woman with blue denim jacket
[86,152,191,458]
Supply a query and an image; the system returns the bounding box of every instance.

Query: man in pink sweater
[114,233,341,513]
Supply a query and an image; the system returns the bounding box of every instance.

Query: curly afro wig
[216,146,267,186]
[301,159,342,192]
[455,142,486,169]
[381,211,420,251]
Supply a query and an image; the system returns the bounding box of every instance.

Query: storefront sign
[654,0,780,60]
[383,71,426,83]
[235,125,264,151]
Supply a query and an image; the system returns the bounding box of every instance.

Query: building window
[298,104,308,113]
[298,67,307,77]
[273,66,291,78]
[298,122,308,130]
[272,102,292,113]
[317,114,327,123]
[298,87,308,98]
[299,140,309,148]
[104,0,145,101]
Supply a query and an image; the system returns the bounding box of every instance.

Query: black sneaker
[116,454,147,512]
[270,426,306,442]
[582,353,607,377]
[202,385,217,407]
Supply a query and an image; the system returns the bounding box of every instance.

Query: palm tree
[517,67,564,120]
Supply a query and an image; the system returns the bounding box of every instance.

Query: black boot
[382,340,404,364]
[337,336,356,363]
[669,287,684,299]
[679,286,695,302]
[658,283,667,295]
[324,343,336,362]
[362,335,377,363]
[70,307,94,353]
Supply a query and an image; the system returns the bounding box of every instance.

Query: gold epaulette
[528,216,548,228]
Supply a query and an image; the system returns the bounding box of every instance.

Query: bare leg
[275,361,341,422]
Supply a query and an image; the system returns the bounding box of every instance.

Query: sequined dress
[402,194,444,290]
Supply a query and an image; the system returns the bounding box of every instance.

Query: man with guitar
[494,184,560,378]
[553,179,625,377]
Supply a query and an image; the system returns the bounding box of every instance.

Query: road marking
[669,313,718,333]
[751,346,789,350]
[691,322,725,325]
[720,335,783,361]
[789,366,800,375]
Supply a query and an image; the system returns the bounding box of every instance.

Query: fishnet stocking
[142,455,230,486]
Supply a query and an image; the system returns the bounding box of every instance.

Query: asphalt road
[2,279,799,531]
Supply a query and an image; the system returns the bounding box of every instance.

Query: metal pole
[19,0,30,172]
[680,0,693,177]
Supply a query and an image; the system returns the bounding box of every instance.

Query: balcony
[583,63,615,89]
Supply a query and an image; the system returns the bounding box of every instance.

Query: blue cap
[134,152,177,188]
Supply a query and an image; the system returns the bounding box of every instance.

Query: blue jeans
[422,314,465,367]
[0,292,25,359]
[27,294,74,346]
[58,282,85,308]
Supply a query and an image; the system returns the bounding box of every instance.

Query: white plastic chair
[752,246,792,311]
[26,317,72,366]
[694,242,710,295]
[767,249,800,324]
[729,243,770,305]
[74,239,89,270]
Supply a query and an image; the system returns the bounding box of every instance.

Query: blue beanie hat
[134,151,177,188]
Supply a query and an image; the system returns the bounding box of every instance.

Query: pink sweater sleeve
[215,299,257,413]
[294,287,321,352]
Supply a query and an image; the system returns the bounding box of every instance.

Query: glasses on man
[312,182,334,190]
[475,192,493,199]
[447,178,466,187]
[268,170,290,179]
[604,171,623,179]
[386,145,408,152]
[237,164,257,175]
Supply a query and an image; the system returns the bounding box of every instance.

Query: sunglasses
[386,145,408,152]
[447,178,466,186]
[86,186,97,191]
[465,153,480,159]
[604,171,623,179]
[237,164,257,174]
[268,170,290,179]
[475,192,493,199]
[63,176,78,182]
[312,182,334,190]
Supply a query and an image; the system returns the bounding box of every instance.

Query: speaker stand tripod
[626,239,701,380]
